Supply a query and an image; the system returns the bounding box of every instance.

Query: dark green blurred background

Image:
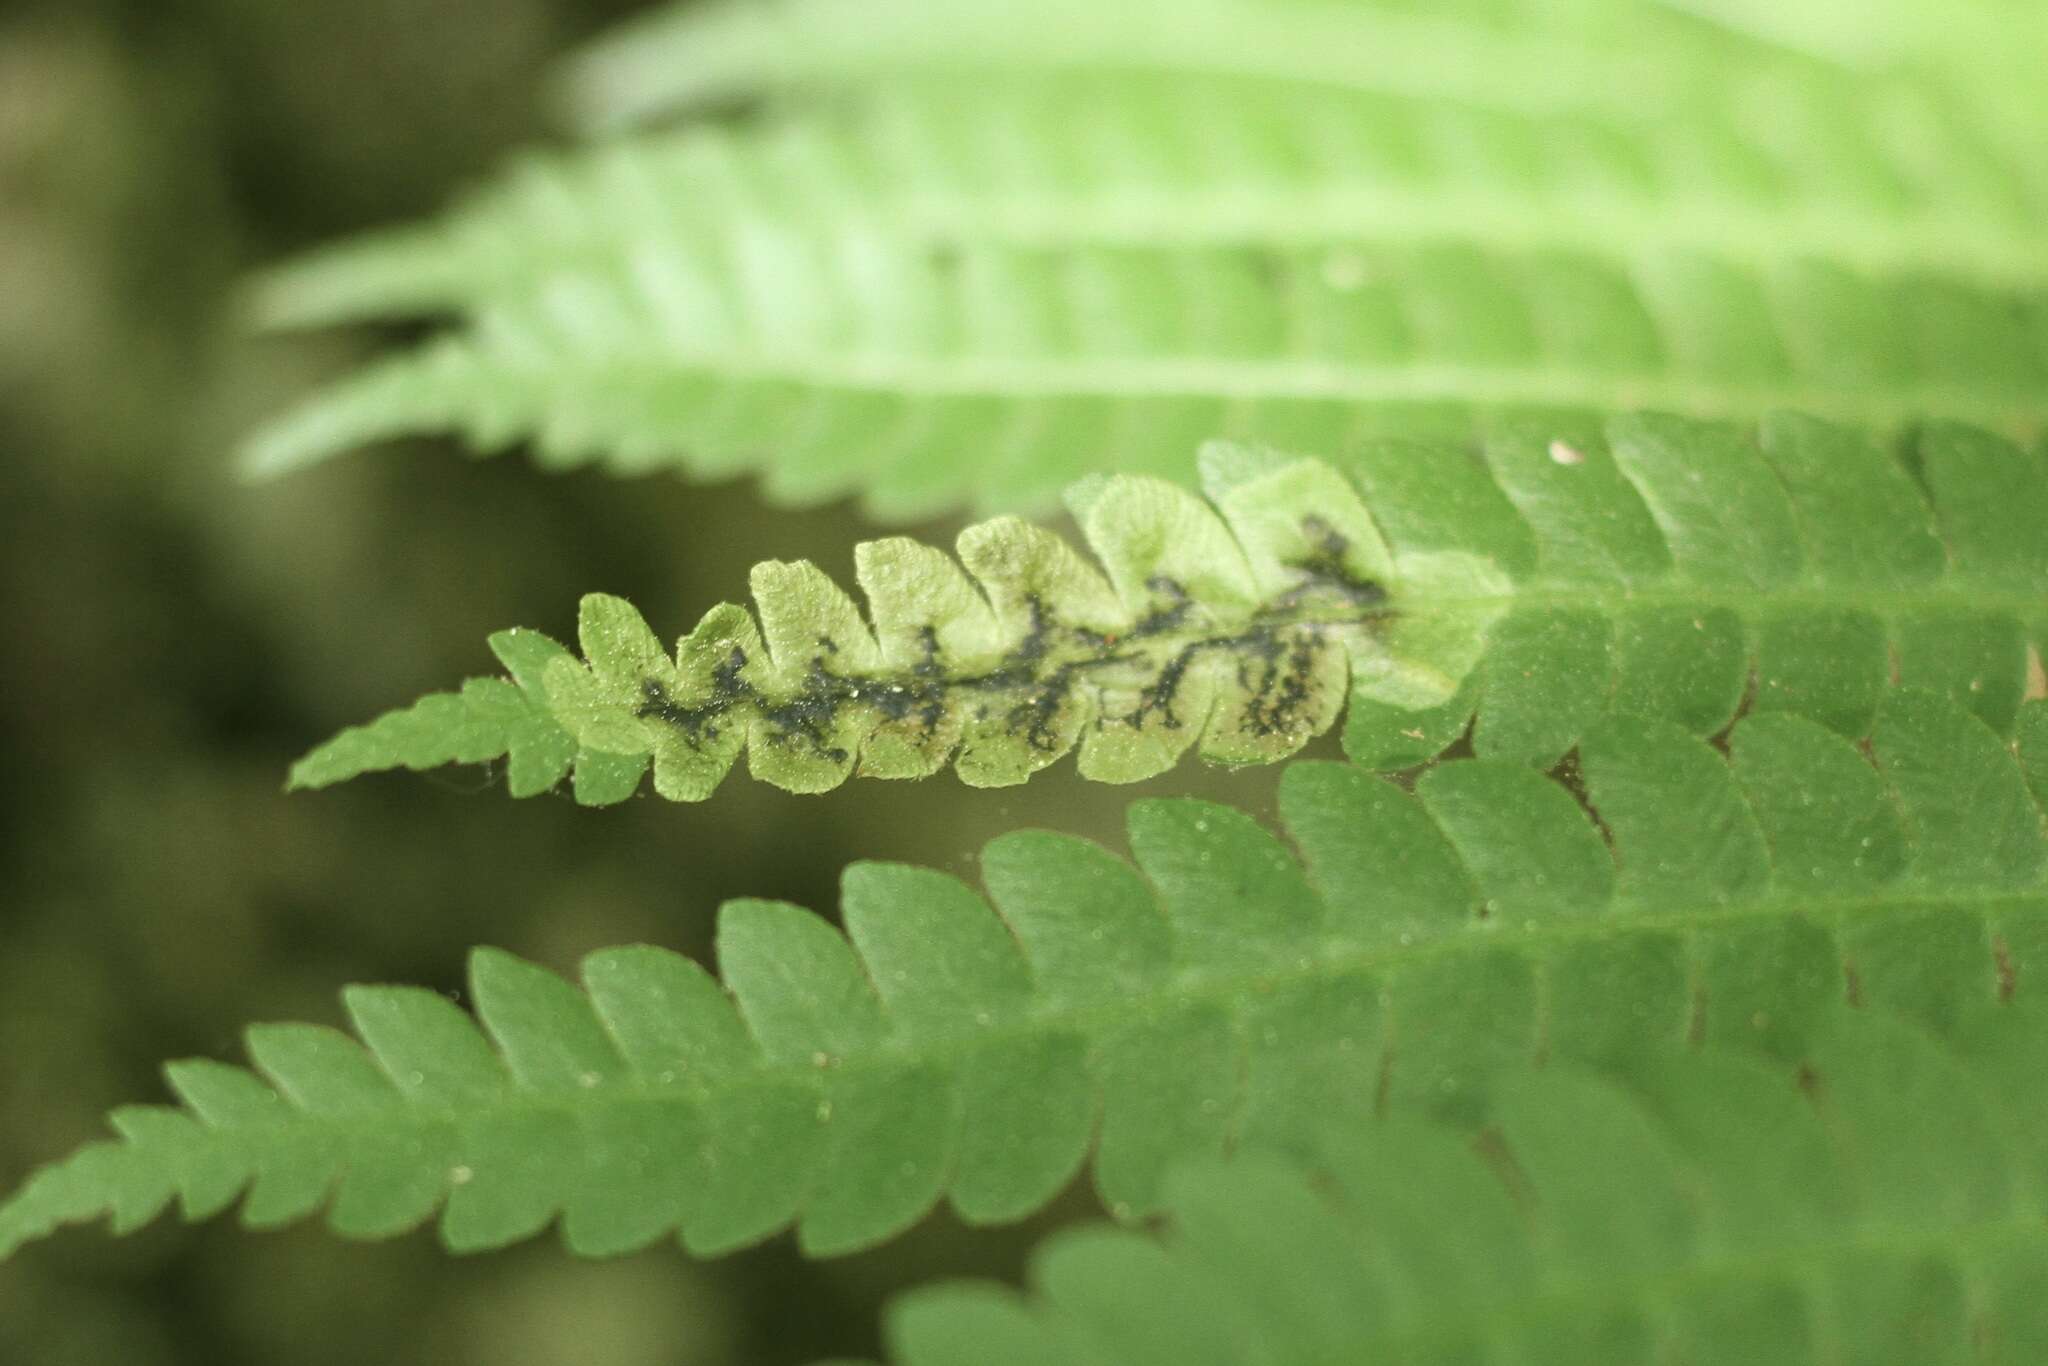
[0,3,1316,1361]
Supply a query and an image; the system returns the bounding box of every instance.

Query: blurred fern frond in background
[885,1008,2048,1366]
[248,0,2048,517]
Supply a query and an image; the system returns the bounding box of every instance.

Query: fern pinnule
[6,692,2044,1262]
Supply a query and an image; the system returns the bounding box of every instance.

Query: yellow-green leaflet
[292,449,1506,801]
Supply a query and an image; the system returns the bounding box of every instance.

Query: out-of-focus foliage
[0,3,1236,1362]
[887,1009,2048,1366]
[250,0,2048,518]
[560,0,2048,137]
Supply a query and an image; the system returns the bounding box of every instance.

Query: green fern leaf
[558,0,1660,130]
[885,1008,2048,1365]
[251,71,2048,344]
[289,414,2045,803]
[245,47,2048,516]
[251,71,2048,356]
[7,692,2043,1261]
[557,0,2023,132]
[1362,410,2048,769]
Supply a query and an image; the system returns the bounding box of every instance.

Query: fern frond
[251,70,2048,330]
[248,0,2048,521]
[292,454,1507,802]
[293,450,1505,799]
[557,0,2048,355]
[886,1009,2048,1365]
[555,0,2048,274]
[557,0,1676,130]
[554,0,1955,131]
[289,414,2046,803]
[8,692,2044,1260]
[244,61,2048,514]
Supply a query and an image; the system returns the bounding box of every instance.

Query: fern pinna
[6,691,2043,1264]
[287,411,2047,804]
[885,1009,2048,1365]
[561,0,1755,128]
[561,0,2048,137]
[246,16,2048,517]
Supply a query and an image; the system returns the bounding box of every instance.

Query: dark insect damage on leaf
[638,555,1393,768]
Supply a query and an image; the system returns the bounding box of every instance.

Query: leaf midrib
[530,585,2043,743]
[368,166,2048,307]
[898,187,2048,291]
[429,348,2048,433]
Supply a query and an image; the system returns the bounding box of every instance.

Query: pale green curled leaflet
[287,412,2047,804]
[291,450,1507,800]
[884,1009,2048,1366]
[6,694,2043,1261]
